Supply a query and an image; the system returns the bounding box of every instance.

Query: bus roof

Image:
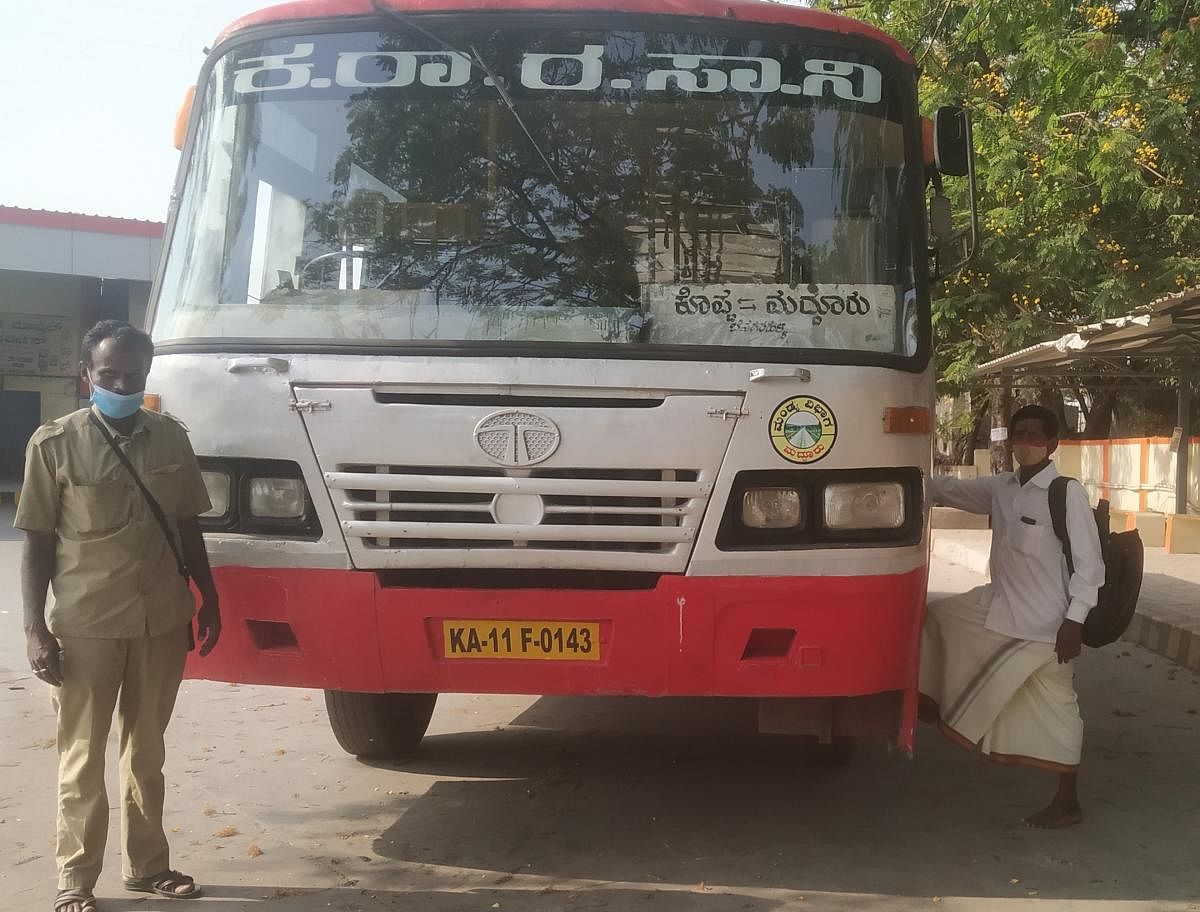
[215,0,913,65]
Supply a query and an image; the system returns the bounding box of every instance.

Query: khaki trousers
[51,624,189,891]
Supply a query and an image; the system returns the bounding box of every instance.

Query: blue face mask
[91,385,145,420]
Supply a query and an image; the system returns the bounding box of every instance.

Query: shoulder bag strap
[1048,475,1075,576]
[88,412,189,581]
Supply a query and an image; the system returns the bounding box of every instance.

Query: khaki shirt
[14,406,212,638]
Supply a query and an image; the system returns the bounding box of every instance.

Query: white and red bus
[149,0,974,758]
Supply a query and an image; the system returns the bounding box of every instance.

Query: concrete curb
[1125,613,1200,672]
[931,530,1200,672]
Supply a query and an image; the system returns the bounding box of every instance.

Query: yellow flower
[1085,4,1119,30]
[1135,142,1160,169]
[1091,204,1101,214]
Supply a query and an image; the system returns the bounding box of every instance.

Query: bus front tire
[324,690,438,759]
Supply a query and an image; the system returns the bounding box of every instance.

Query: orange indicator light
[883,406,930,434]
[174,85,195,151]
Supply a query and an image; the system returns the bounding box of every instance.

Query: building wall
[0,269,88,423]
[0,222,162,282]
[1058,438,1200,514]
[1,268,156,426]
[0,210,165,489]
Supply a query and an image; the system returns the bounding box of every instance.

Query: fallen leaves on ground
[201,804,216,817]
[247,844,264,858]
[213,825,240,838]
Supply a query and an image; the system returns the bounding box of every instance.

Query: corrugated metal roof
[0,206,164,239]
[975,286,1200,379]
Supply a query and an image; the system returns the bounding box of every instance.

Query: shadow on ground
[357,649,1200,904]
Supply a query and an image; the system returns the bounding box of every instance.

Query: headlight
[742,488,803,529]
[248,477,307,519]
[823,482,905,530]
[200,469,232,518]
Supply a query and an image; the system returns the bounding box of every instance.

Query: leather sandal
[123,870,203,899]
[53,890,96,912]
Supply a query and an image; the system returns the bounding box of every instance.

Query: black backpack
[1048,476,1145,648]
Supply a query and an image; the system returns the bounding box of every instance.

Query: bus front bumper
[186,566,928,749]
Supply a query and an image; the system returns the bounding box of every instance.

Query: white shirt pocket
[1011,519,1056,558]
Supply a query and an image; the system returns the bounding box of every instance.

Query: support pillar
[1175,372,1192,515]
[990,372,1013,475]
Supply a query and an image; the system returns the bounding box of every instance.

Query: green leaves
[822,0,1200,393]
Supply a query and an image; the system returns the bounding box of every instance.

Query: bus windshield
[155,22,924,358]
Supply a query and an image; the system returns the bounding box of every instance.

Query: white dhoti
[920,586,1083,773]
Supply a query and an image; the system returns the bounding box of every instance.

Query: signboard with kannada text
[645,283,896,352]
[0,313,80,377]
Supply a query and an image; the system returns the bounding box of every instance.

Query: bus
[150,0,975,759]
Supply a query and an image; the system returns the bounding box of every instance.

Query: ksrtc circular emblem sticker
[769,396,838,464]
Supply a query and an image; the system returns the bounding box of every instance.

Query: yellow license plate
[442,621,600,661]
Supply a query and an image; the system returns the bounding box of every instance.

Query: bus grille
[325,465,707,568]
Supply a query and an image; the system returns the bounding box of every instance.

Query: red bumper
[188,565,925,701]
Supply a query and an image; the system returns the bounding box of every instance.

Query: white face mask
[1012,443,1048,467]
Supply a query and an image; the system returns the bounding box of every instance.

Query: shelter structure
[975,286,1200,515]
[0,206,164,493]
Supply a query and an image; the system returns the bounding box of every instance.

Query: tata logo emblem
[473,410,561,467]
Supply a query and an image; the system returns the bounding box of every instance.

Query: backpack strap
[1048,475,1075,576]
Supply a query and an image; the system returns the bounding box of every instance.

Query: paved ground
[2,524,1200,911]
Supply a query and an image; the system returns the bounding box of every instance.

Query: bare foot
[1024,801,1083,828]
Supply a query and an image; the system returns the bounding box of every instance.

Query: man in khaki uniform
[18,321,220,912]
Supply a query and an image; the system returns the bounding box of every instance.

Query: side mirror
[929,194,953,242]
[933,106,970,177]
[927,105,979,278]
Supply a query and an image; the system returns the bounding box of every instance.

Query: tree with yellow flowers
[823,0,1200,433]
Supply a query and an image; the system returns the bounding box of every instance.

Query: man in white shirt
[921,404,1104,828]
